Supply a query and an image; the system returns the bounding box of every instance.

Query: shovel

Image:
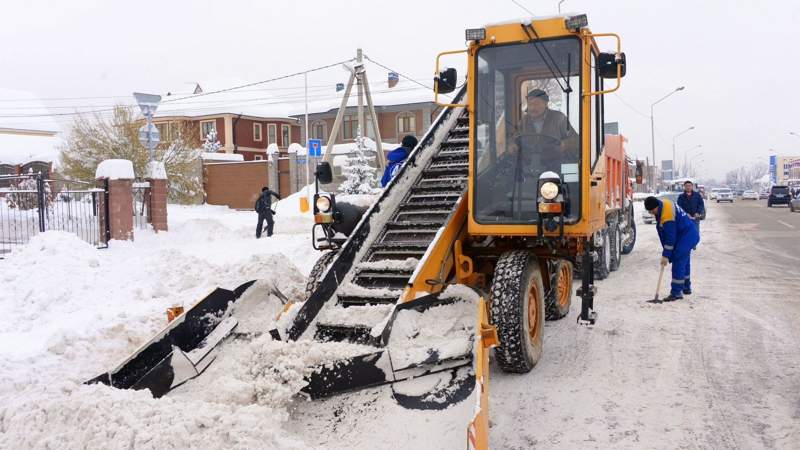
[646,264,666,304]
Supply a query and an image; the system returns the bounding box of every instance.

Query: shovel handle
[655,264,665,300]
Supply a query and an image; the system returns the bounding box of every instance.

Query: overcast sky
[2,0,799,179]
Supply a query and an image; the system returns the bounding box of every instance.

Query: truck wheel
[621,210,636,255]
[593,231,611,280]
[304,251,338,300]
[546,260,572,320]
[490,250,545,373]
[609,223,621,272]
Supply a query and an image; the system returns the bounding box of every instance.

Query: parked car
[790,195,800,212]
[768,185,791,207]
[716,188,734,203]
[759,191,769,199]
[742,190,759,200]
[709,189,719,200]
[735,189,745,197]
[641,192,681,223]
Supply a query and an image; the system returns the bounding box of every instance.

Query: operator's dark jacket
[677,191,705,217]
[255,189,279,213]
[519,109,579,152]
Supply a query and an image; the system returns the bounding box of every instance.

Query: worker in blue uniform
[677,181,705,230]
[644,196,700,301]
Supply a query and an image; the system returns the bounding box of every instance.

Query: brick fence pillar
[95,159,135,242]
[146,161,168,232]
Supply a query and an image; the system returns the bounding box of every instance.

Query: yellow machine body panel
[458,18,616,240]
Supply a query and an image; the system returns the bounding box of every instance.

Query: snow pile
[94,159,134,180]
[388,298,475,369]
[357,257,419,271]
[337,193,379,208]
[145,161,167,179]
[0,382,312,450]
[316,303,394,328]
[201,151,243,161]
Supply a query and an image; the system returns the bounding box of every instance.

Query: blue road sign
[308,139,322,157]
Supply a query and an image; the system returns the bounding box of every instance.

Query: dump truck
[89,14,630,449]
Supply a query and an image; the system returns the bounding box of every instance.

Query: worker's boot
[663,293,683,302]
[682,288,692,295]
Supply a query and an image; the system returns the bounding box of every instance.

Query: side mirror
[598,52,626,79]
[315,162,333,184]
[434,68,458,94]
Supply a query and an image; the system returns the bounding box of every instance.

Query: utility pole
[650,86,685,192]
[304,72,310,201]
[672,126,694,177]
[356,48,365,146]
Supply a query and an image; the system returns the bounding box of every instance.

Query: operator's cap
[526,89,549,102]
[644,196,659,211]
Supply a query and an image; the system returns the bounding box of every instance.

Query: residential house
[0,88,60,185]
[152,82,302,161]
[293,79,442,147]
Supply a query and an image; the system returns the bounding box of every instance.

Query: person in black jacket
[677,181,705,230]
[255,187,280,238]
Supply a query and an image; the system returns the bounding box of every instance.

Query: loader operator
[255,186,280,238]
[644,196,700,301]
[507,88,579,173]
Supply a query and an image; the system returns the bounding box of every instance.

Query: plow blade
[302,294,476,410]
[87,280,256,397]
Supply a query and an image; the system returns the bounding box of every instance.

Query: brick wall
[203,161,269,210]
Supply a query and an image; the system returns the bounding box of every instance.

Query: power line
[0,58,356,119]
[160,58,355,104]
[363,55,434,91]
[611,93,650,119]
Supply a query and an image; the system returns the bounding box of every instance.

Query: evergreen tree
[338,127,378,195]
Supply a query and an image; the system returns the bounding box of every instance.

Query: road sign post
[133,92,162,163]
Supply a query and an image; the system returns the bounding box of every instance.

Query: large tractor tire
[490,251,545,373]
[621,208,636,255]
[609,221,621,272]
[304,251,338,300]
[545,260,573,321]
[593,230,611,280]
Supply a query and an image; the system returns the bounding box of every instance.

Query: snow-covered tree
[338,127,378,195]
[7,175,51,210]
[59,106,203,203]
[202,130,222,153]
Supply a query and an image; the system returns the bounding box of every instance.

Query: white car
[716,189,734,203]
[709,189,719,200]
[742,190,759,200]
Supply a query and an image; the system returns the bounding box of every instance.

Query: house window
[281,124,291,146]
[253,123,262,141]
[343,115,356,140]
[254,154,264,160]
[397,112,416,134]
[312,120,327,142]
[267,124,277,145]
[168,122,180,141]
[201,120,216,140]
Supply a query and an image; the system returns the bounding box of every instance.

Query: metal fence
[0,174,106,255]
[132,181,149,230]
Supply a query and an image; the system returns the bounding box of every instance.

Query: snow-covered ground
[1,201,798,449]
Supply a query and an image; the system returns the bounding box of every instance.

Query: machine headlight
[315,196,331,213]
[540,182,559,201]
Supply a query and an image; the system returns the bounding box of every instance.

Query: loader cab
[435,16,626,238]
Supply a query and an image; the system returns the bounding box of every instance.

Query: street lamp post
[672,126,694,179]
[681,144,702,177]
[650,86,686,192]
[689,153,704,177]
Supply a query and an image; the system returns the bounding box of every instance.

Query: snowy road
[489,202,800,449]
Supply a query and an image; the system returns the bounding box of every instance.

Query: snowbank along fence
[0,173,107,254]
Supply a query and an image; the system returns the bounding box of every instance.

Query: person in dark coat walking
[381,135,418,187]
[645,196,700,301]
[255,187,280,238]
[677,181,705,229]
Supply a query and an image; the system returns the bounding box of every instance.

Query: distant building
[152,82,301,161]
[769,154,800,186]
[293,78,441,147]
[0,88,61,184]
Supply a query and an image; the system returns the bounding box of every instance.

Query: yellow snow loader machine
[89,14,629,449]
